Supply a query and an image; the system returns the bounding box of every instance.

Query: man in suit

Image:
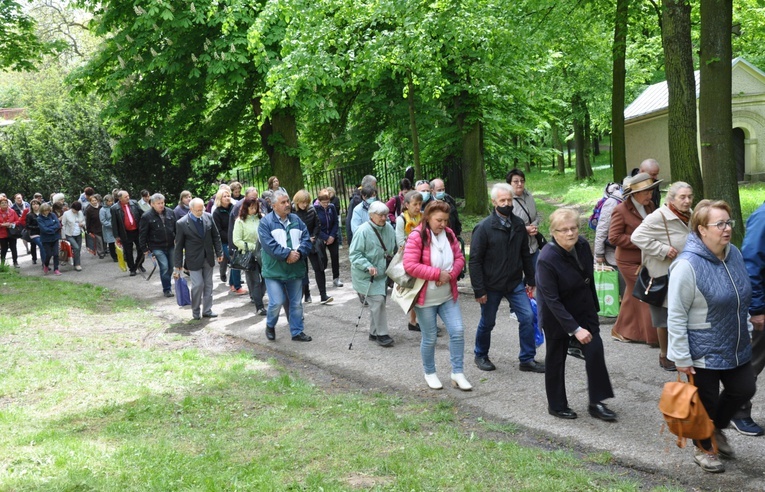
[111,190,145,276]
[173,198,223,320]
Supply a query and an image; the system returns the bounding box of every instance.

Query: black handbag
[536,232,548,250]
[230,242,257,271]
[632,213,671,307]
[632,266,668,307]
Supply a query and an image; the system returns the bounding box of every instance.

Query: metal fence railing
[236,160,464,215]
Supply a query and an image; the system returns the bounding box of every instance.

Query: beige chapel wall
[624,114,671,181]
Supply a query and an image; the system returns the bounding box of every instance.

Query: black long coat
[535,237,600,339]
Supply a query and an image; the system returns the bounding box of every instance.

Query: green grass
[0,269,673,491]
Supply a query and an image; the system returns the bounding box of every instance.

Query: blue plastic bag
[529,297,545,347]
[175,277,191,307]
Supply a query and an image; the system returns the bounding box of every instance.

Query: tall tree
[699,0,742,243]
[611,0,629,183]
[0,1,51,70]
[661,0,703,195]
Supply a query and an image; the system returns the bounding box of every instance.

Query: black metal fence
[236,160,464,215]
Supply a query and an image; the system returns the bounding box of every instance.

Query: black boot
[303,285,312,303]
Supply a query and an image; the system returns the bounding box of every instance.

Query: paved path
[16,244,765,490]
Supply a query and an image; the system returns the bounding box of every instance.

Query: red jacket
[403,225,464,306]
[0,207,21,239]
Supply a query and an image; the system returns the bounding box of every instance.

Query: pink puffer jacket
[403,225,464,306]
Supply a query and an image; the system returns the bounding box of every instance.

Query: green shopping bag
[594,266,620,317]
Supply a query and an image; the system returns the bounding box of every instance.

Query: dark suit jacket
[536,237,599,339]
[173,212,222,270]
[110,200,144,243]
[608,197,656,265]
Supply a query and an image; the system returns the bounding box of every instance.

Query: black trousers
[544,331,614,412]
[694,362,756,450]
[0,237,18,264]
[319,239,340,280]
[122,229,143,273]
[733,330,765,419]
[302,253,327,297]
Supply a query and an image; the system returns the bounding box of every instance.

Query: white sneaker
[451,373,473,391]
[424,372,443,390]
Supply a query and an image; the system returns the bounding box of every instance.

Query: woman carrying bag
[233,197,266,315]
[403,201,471,391]
[631,182,693,371]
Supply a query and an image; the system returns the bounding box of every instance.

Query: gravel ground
[16,243,765,491]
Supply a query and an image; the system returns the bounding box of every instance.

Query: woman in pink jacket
[403,201,472,391]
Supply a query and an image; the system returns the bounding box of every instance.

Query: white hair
[189,197,205,209]
[368,201,389,216]
[490,183,513,201]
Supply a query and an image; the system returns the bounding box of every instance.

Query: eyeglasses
[555,227,579,234]
[706,220,735,230]
[511,179,525,185]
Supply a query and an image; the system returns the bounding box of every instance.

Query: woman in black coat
[536,208,616,421]
[293,190,332,305]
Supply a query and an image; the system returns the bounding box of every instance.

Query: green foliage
[0,1,49,71]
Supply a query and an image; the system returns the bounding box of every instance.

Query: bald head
[639,159,660,181]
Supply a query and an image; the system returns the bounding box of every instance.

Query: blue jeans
[475,283,536,363]
[151,247,175,293]
[415,299,465,374]
[264,277,304,336]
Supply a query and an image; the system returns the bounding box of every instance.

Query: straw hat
[624,172,662,195]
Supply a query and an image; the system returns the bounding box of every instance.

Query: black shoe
[475,356,496,371]
[320,295,333,304]
[358,293,369,306]
[292,332,312,342]
[368,334,377,341]
[304,295,312,304]
[408,323,421,332]
[436,326,444,337]
[163,291,173,298]
[139,266,146,273]
[202,312,218,318]
[220,274,227,282]
[376,334,394,347]
[257,308,267,316]
[192,314,201,320]
[549,407,578,419]
[588,402,617,421]
[519,360,546,373]
[265,326,275,341]
[129,271,137,277]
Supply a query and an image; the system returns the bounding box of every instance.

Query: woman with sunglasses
[667,200,755,473]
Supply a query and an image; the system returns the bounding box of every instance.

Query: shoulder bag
[632,213,671,307]
[513,197,547,250]
[370,223,395,288]
[231,242,258,271]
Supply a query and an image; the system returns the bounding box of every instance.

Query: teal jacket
[258,211,312,280]
[349,220,396,297]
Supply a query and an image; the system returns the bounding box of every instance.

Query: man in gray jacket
[173,198,223,320]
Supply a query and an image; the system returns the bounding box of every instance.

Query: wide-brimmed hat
[624,172,662,195]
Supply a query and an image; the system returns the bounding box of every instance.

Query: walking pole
[349,275,374,350]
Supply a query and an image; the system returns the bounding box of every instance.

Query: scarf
[668,202,691,225]
[402,210,422,236]
[428,230,453,290]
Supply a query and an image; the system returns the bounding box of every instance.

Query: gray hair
[272,189,289,202]
[244,187,258,197]
[368,201,389,216]
[361,175,377,188]
[150,193,165,203]
[666,181,692,202]
[490,183,513,201]
[189,197,205,209]
[403,190,422,205]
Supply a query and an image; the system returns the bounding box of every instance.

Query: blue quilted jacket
[667,233,752,370]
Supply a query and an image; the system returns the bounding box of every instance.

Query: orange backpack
[658,374,716,450]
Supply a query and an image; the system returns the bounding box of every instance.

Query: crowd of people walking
[2,159,763,475]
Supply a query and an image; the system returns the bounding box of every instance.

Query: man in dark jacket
[139,193,177,297]
[346,174,376,245]
[469,183,544,373]
[428,178,462,236]
[111,190,145,276]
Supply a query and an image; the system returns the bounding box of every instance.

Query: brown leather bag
[658,374,716,449]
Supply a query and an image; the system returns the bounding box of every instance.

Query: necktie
[193,216,204,237]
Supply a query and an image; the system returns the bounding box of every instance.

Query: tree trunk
[662,0,704,197]
[611,0,629,183]
[456,99,488,215]
[552,125,565,173]
[572,94,590,180]
[584,105,594,177]
[252,98,304,194]
[699,0,742,243]
[407,72,422,181]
